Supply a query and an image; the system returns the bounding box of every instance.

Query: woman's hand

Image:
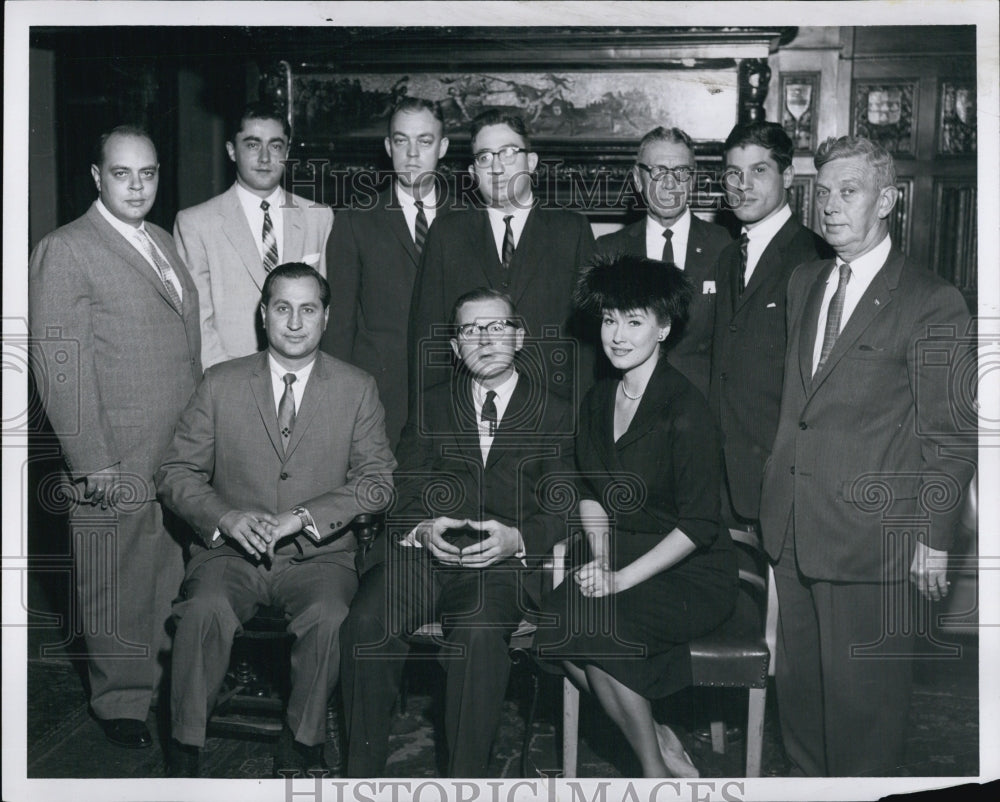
[573,558,621,597]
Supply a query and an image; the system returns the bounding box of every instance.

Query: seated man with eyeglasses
[594,127,731,399]
[408,108,595,415]
[341,287,575,777]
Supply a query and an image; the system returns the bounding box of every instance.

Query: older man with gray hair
[760,135,975,776]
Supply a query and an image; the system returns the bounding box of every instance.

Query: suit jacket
[709,215,832,520]
[759,248,975,582]
[155,351,396,563]
[322,187,450,448]
[594,214,731,398]
[408,206,595,411]
[29,202,202,492]
[389,370,575,601]
[174,185,334,368]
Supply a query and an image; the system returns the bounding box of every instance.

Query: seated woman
[534,253,738,778]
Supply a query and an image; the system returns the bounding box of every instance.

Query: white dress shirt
[487,204,532,262]
[235,183,285,263]
[396,182,439,242]
[742,203,792,286]
[95,199,183,300]
[645,209,692,270]
[811,235,893,375]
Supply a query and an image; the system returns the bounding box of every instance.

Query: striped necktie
[261,199,279,272]
[815,262,852,375]
[134,228,182,311]
[414,199,428,257]
[501,215,515,271]
[738,232,750,295]
[481,389,498,437]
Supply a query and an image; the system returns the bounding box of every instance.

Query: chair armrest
[348,512,385,575]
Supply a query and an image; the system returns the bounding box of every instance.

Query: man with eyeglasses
[595,127,731,398]
[322,97,450,448]
[175,102,334,368]
[408,108,595,414]
[342,288,575,777]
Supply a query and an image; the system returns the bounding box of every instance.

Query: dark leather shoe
[98,718,152,749]
[273,724,329,778]
[167,740,200,777]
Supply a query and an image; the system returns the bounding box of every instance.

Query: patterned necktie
[738,232,750,296]
[816,262,852,375]
[501,215,515,271]
[660,228,674,264]
[414,199,428,257]
[481,390,498,437]
[134,229,182,311]
[278,373,297,449]
[261,199,279,272]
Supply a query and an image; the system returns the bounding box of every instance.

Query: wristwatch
[292,506,310,532]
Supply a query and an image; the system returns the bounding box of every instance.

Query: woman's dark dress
[534,358,738,697]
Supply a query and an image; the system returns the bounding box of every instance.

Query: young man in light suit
[759,136,975,776]
[341,288,574,777]
[174,103,334,368]
[29,125,202,750]
[156,263,395,777]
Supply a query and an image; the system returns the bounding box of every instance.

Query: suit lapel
[283,354,325,459]
[249,353,284,459]
[384,188,420,266]
[449,374,487,476]
[735,217,797,313]
[484,373,536,470]
[281,191,305,263]
[221,187,268,291]
[798,262,832,393]
[509,207,544,309]
[145,224,198,321]
[684,217,712,282]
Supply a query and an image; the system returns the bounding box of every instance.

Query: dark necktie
[261,199,279,272]
[815,262,852,375]
[660,228,674,264]
[414,199,428,257]
[481,390,498,437]
[738,231,750,296]
[501,215,515,271]
[278,373,297,449]
[134,228,182,311]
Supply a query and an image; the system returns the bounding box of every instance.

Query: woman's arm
[575,525,696,597]
[578,498,611,564]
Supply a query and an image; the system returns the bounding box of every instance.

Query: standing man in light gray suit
[174,102,334,368]
[156,263,395,778]
[29,125,202,750]
[759,136,975,776]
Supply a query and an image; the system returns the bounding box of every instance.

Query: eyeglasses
[636,163,694,182]
[473,146,527,168]
[456,319,516,341]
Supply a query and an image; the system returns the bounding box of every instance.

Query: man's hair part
[724,121,794,173]
[637,126,695,160]
[388,97,446,135]
[815,135,897,192]
[229,102,292,144]
[261,262,331,309]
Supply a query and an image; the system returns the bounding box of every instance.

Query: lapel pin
[695,247,703,254]
[875,299,880,305]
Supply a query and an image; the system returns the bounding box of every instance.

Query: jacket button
[280,472,288,480]
[720,372,728,381]
[789,466,795,474]
[799,422,807,430]
[729,324,737,332]
[330,522,337,530]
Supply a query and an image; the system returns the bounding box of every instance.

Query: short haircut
[724,121,794,173]
[229,102,291,144]
[469,109,531,153]
[815,135,896,192]
[92,124,156,168]
[449,287,519,328]
[388,97,445,135]
[637,126,694,160]
[260,262,331,309]
[574,253,693,336]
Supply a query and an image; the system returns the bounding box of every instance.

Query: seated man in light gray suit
[174,102,334,368]
[156,263,395,778]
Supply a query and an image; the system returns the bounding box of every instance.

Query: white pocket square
[766,302,777,308]
[301,252,321,265]
[703,281,716,294]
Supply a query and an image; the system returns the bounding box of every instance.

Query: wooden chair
[558,527,775,778]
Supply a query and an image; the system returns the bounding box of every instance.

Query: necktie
[134,229,182,311]
[414,199,428,257]
[501,215,515,271]
[261,199,279,272]
[660,228,674,264]
[815,262,852,375]
[278,373,297,449]
[738,232,750,296]
[481,390,498,437]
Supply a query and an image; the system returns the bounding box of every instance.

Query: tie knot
[503,215,514,226]
[261,200,270,212]
[282,373,296,387]
[740,232,749,246]
[414,199,424,211]
[485,390,497,404]
[662,229,673,241]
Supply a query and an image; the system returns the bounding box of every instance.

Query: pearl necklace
[620,381,644,401]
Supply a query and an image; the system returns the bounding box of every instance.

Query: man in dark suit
[322,97,450,447]
[710,121,832,525]
[594,127,731,397]
[30,126,202,749]
[155,263,395,777]
[341,288,574,777]
[408,109,595,412]
[759,137,975,776]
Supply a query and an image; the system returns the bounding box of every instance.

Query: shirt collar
[95,198,149,240]
[235,182,283,212]
[744,203,791,243]
[487,203,532,227]
[471,369,519,411]
[396,181,438,211]
[267,353,317,385]
[829,234,893,283]
[646,207,691,240]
